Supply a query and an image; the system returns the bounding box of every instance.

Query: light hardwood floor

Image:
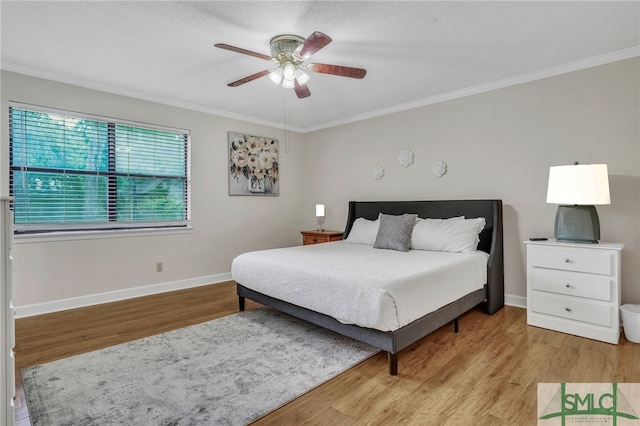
[14,281,640,425]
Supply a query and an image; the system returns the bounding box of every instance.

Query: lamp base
[554,205,601,244]
[316,216,325,232]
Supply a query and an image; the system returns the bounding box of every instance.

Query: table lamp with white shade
[546,163,610,244]
[315,204,325,231]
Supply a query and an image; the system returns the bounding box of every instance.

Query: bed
[232,199,504,375]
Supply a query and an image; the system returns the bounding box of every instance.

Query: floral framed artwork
[228,132,279,196]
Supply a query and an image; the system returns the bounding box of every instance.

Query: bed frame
[237,199,504,375]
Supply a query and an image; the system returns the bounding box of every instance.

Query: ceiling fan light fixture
[269,67,283,85]
[295,68,310,85]
[282,77,295,89]
[280,62,298,88]
[282,62,296,80]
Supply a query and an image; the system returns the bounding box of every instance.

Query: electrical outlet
[156,262,163,272]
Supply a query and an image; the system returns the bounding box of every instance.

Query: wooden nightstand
[301,230,343,245]
[525,239,624,344]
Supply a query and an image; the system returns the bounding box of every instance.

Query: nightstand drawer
[531,291,613,327]
[529,245,613,275]
[304,234,331,245]
[529,268,613,302]
[301,230,343,245]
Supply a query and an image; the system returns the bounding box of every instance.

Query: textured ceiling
[1,1,639,132]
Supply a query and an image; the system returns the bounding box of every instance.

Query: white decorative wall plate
[397,149,414,167]
[432,160,447,177]
[371,165,385,180]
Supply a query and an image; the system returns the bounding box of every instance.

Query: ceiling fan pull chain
[284,91,291,154]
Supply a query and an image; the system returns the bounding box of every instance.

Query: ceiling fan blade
[227,69,271,87]
[294,81,311,99]
[308,63,367,79]
[214,43,272,61]
[294,31,332,60]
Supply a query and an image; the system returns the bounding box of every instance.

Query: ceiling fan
[215,31,366,99]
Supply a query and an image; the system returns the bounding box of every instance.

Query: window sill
[14,226,193,244]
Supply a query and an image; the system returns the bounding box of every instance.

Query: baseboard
[505,293,527,309]
[14,273,232,318]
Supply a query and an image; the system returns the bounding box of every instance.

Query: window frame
[9,102,192,239]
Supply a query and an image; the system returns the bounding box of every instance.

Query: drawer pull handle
[312,238,318,243]
[564,258,571,263]
[565,307,572,313]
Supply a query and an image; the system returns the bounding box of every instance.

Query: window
[9,103,191,234]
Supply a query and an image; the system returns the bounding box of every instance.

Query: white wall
[301,58,640,305]
[2,57,639,314]
[1,71,307,312]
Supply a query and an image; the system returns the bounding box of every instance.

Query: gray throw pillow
[373,213,418,252]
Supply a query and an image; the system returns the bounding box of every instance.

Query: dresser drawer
[529,268,613,302]
[531,291,613,327]
[529,245,613,275]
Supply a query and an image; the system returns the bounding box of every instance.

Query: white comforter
[231,241,489,332]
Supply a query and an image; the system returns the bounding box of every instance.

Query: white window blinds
[9,103,191,233]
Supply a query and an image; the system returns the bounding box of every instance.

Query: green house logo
[539,383,639,425]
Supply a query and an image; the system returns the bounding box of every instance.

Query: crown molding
[3,46,638,134]
[0,61,304,133]
[303,46,640,132]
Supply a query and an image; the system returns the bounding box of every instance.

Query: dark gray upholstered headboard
[343,200,504,314]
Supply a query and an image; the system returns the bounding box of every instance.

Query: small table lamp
[315,204,325,231]
[546,163,610,244]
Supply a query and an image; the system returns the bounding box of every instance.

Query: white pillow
[411,216,485,253]
[345,217,379,245]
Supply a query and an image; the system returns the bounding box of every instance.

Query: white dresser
[1,198,15,425]
[526,239,624,344]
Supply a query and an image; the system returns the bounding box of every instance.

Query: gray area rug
[22,307,378,425]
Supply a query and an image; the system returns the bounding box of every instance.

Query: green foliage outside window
[9,106,190,232]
